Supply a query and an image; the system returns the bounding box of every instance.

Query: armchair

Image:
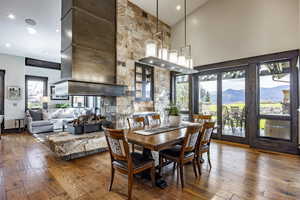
[26,109,54,134]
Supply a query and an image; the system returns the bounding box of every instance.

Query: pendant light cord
[184,0,187,47]
[156,0,159,33]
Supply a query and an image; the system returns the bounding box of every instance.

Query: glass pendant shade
[158,48,169,60]
[169,50,178,63]
[178,55,187,66]
[186,57,193,69]
[145,40,157,57]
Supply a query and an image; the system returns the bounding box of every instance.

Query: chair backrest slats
[127,117,145,129]
[198,122,216,147]
[103,127,130,162]
[180,125,201,158]
[148,114,161,126]
[193,114,212,124]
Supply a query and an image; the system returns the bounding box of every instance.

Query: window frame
[25,75,48,110]
[135,62,154,102]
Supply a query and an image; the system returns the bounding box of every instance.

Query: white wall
[171,0,299,66]
[0,54,25,128]
[0,53,65,129]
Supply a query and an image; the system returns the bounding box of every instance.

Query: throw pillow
[29,110,43,121]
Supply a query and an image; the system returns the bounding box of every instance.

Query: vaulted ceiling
[0,0,209,63]
[129,0,209,26]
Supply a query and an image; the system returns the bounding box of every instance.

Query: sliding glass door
[197,67,249,143]
[221,70,246,138]
[191,50,299,153]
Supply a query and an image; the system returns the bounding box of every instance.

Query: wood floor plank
[1,133,300,200]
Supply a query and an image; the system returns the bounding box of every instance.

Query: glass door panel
[221,70,246,137]
[198,74,218,122]
[258,61,291,140]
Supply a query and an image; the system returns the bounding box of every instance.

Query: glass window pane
[73,96,85,108]
[136,66,143,73]
[136,74,142,82]
[87,96,95,109]
[259,119,290,140]
[176,75,189,111]
[222,70,246,137]
[199,74,217,122]
[27,80,45,109]
[259,61,290,116]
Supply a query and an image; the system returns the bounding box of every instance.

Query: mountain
[202,85,289,104]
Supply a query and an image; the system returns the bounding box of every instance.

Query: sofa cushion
[29,110,43,121]
[31,120,53,127]
[50,109,75,119]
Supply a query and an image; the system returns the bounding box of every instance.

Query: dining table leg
[141,148,168,189]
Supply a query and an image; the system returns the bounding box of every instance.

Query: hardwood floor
[1,132,300,200]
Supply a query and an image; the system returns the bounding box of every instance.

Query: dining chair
[127,117,146,152]
[159,124,201,188]
[193,114,212,124]
[103,127,155,200]
[194,122,216,176]
[148,114,161,126]
[127,116,145,129]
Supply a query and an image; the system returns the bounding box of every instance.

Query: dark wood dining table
[125,125,188,188]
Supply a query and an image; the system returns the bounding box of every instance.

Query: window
[69,96,102,114]
[25,75,48,109]
[198,74,217,121]
[135,63,154,101]
[72,96,85,108]
[258,61,291,140]
[175,75,189,112]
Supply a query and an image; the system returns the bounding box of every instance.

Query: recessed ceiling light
[176,5,181,11]
[27,27,37,34]
[5,43,11,48]
[8,14,15,19]
[56,29,60,33]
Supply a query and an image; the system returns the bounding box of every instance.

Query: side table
[15,118,25,132]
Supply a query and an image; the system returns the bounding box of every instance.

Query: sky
[199,74,289,92]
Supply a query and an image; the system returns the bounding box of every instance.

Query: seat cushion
[199,144,209,152]
[160,145,194,159]
[112,152,154,170]
[31,120,53,127]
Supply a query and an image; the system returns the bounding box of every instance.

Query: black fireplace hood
[55,79,127,97]
[56,0,127,97]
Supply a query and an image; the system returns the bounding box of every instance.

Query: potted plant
[166,104,181,126]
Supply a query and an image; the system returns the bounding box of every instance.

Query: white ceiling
[0,0,61,63]
[129,0,209,26]
[0,0,208,63]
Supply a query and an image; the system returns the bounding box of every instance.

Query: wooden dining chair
[159,124,201,188]
[194,122,216,176]
[127,117,146,152]
[193,114,212,124]
[127,116,145,129]
[148,114,161,126]
[103,127,155,200]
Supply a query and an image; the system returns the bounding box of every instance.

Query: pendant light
[156,0,169,61]
[145,0,159,58]
[140,0,197,74]
[169,49,178,63]
[182,0,193,69]
[145,39,157,57]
